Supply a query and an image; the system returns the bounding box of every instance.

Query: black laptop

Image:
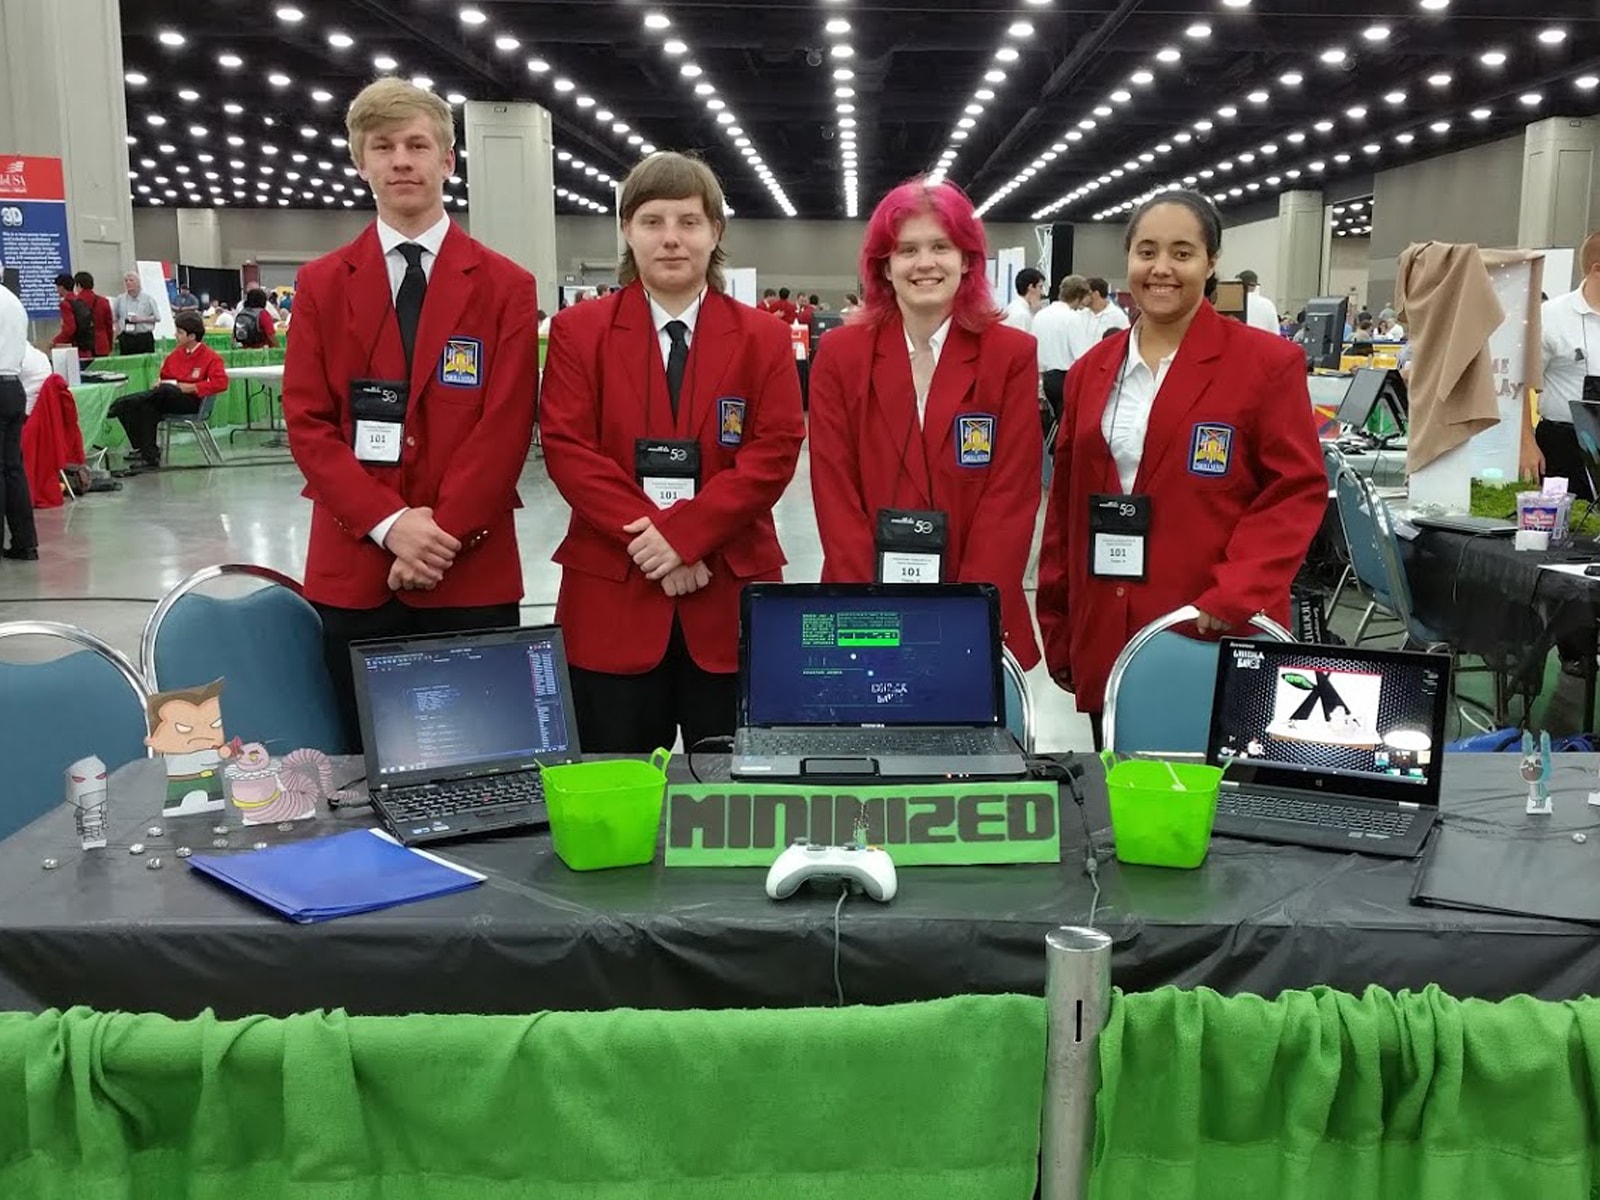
[730,583,1029,782]
[1206,639,1452,858]
[350,625,583,845]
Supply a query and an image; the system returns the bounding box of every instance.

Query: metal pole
[1040,926,1113,1200]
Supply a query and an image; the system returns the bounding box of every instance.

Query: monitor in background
[741,586,1002,729]
[811,311,845,346]
[1336,366,1409,446]
[1209,640,1450,802]
[1302,295,1350,371]
[355,627,579,780]
[1568,399,1600,498]
[1212,280,1248,324]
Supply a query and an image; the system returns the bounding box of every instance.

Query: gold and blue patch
[957,414,996,466]
[1189,422,1234,476]
[438,337,482,387]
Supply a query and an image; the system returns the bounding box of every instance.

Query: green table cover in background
[73,348,288,449]
[0,995,1046,1200]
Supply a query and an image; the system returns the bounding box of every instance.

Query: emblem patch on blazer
[438,337,482,387]
[957,414,996,466]
[718,397,746,447]
[1189,423,1235,476]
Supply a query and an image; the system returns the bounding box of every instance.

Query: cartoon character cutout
[66,754,109,850]
[146,679,238,816]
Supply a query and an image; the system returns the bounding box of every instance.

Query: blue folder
[187,828,485,923]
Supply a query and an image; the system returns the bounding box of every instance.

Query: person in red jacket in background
[110,312,229,470]
[51,271,114,361]
[808,177,1043,668]
[541,151,804,753]
[1036,190,1326,749]
[772,287,798,324]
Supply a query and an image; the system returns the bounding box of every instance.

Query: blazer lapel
[922,323,978,471]
[870,317,933,506]
[686,291,741,440]
[342,226,403,379]
[612,282,668,434]
[1131,303,1225,490]
[1082,338,1126,493]
[408,223,478,406]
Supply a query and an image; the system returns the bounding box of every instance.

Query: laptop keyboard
[744,728,1003,757]
[1216,790,1416,838]
[378,772,545,824]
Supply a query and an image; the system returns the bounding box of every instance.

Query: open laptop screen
[1208,640,1451,805]
[741,585,1003,728]
[353,626,579,782]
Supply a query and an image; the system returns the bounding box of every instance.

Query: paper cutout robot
[1521,730,1553,816]
[65,755,108,850]
[145,679,237,816]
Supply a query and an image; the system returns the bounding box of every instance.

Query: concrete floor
[0,446,1098,754]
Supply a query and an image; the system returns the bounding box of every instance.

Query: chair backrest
[1000,647,1035,755]
[0,622,151,842]
[1102,605,1295,757]
[1332,460,1392,605]
[1360,476,1432,645]
[141,565,349,755]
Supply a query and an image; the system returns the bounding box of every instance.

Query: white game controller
[765,839,898,902]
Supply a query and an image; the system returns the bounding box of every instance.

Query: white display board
[136,261,175,340]
[725,267,758,309]
[995,246,1026,309]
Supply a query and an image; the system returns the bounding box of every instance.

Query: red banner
[0,155,66,202]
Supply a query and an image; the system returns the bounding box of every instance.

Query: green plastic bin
[543,750,671,871]
[1104,758,1223,869]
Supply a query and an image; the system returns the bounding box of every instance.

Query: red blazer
[158,344,229,397]
[1036,302,1327,713]
[541,283,805,675]
[21,375,80,509]
[283,221,539,610]
[808,314,1044,668]
[53,292,114,358]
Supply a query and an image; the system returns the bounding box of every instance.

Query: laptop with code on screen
[1206,639,1451,858]
[731,583,1028,782]
[350,625,583,846]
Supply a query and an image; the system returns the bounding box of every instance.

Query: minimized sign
[0,155,70,319]
[664,783,1061,867]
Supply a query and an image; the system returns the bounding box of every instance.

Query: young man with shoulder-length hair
[282,77,539,748]
[540,151,804,753]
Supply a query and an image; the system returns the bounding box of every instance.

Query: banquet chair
[141,565,349,755]
[158,394,226,466]
[1102,605,1294,758]
[1001,647,1035,755]
[0,622,151,842]
[1332,457,1402,644]
[1321,444,1354,620]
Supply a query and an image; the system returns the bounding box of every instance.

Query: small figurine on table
[145,680,238,816]
[1521,730,1553,816]
[65,755,109,850]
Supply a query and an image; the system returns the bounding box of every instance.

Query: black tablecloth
[2,754,1598,1017]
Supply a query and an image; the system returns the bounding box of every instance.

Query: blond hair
[618,152,728,292]
[345,78,454,168]
[1058,274,1090,304]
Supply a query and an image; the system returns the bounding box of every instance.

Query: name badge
[636,438,700,511]
[875,508,947,584]
[349,378,408,466]
[1089,493,1150,581]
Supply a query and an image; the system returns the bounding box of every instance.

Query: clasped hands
[623,516,710,597]
[384,507,460,591]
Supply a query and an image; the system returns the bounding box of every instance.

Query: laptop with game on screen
[1206,639,1452,859]
[731,583,1029,782]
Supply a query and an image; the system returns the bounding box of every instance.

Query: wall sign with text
[0,155,70,319]
[664,783,1062,867]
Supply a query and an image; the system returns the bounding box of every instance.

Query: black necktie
[664,319,690,419]
[395,242,427,369]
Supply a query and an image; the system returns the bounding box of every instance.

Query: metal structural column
[1040,926,1114,1200]
[1518,116,1599,292]
[0,0,136,287]
[1276,189,1325,317]
[463,101,556,312]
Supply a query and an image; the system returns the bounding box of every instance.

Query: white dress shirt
[1540,286,1600,422]
[904,316,952,424]
[648,287,706,374]
[112,289,160,333]
[0,284,27,377]
[1245,291,1279,333]
[1102,323,1177,493]
[1031,303,1084,373]
[20,344,51,413]
[1002,296,1035,333]
[368,211,455,547]
[1075,302,1131,359]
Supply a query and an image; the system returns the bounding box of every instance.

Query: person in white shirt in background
[1529,229,1600,495]
[1002,267,1045,332]
[1080,277,1131,347]
[19,344,51,416]
[1237,269,1280,333]
[1375,308,1405,341]
[1032,274,1091,429]
[0,283,37,559]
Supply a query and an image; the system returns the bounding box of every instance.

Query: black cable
[326,774,369,810]
[1029,753,1103,925]
[685,735,733,784]
[832,885,849,1007]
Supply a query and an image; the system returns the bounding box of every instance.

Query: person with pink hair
[808,178,1043,668]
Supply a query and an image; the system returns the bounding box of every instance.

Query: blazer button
[405,435,417,448]
[1115,586,1126,598]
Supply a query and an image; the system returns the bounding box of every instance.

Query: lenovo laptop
[350,625,583,845]
[1206,639,1451,858]
[731,583,1028,782]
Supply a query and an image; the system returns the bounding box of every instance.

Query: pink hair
[854,178,1001,334]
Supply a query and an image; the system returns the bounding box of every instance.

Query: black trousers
[1536,419,1595,501]
[117,330,156,356]
[313,597,521,753]
[570,620,737,755]
[113,383,199,461]
[0,377,37,553]
[1041,370,1067,432]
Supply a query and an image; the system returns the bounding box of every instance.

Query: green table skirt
[77,348,287,448]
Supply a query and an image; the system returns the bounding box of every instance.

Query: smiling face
[623,196,721,300]
[356,114,453,229]
[887,212,966,323]
[1126,202,1217,327]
